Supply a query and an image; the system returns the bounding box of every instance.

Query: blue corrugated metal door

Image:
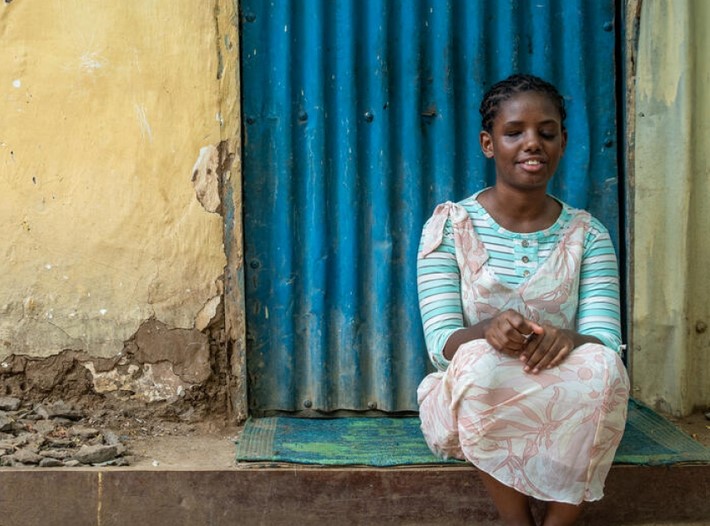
[240,0,619,414]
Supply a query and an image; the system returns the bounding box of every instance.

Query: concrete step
[1,464,708,525]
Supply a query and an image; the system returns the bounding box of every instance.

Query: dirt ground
[666,410,710,448]
[122,410,710,470]
[124,420,243,469]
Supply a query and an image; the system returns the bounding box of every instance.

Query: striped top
[417,191,622,370]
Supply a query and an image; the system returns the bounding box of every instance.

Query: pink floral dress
[417,202,630,504]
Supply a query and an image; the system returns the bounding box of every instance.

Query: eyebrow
[502,119,560,126]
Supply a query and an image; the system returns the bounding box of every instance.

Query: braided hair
[479,74,566,133]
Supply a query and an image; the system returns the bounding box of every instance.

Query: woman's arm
[575,219,622,351]
[417,218,465,370]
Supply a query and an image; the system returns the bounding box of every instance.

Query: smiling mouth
[517,159,547,174]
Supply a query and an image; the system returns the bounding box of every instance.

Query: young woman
[417,74,629,526]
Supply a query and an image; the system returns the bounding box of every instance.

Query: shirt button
[522,256,530,263]
[523,270,530,277]
[522,240,529,248]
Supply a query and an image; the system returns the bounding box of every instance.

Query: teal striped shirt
[417,193,622,371]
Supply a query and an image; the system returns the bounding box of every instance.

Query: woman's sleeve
[576,218,623,354]
[417,218,464,371]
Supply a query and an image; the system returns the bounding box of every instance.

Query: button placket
[516,237,537,280]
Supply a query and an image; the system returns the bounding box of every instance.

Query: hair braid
[479,74,566,133]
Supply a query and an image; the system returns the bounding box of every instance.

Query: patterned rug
[236,399,710,467]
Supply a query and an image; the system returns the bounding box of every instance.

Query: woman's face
[479,91,567,192]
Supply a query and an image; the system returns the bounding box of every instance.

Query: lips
[517,158,546,172]
[518,158,545,165]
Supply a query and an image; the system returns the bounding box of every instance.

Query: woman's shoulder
[424,191,485,225]
[457,189,486,209]
[557,200,613,243]
[554,198,601,227]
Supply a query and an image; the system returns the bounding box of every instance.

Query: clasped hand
[483,309,574,374]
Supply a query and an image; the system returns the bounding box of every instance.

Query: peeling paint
[191,144,222,213]
[83,361,141,394]
[195,294,220,331]
[83,360,190,403]
[135,362,190,403]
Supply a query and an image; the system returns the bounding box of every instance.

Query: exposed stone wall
[1,308,232,420]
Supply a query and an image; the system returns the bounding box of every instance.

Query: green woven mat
[236,399,710,467]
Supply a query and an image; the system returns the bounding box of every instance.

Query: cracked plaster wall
[0,0,236,390]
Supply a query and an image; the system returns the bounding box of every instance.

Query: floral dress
[417,201,630,504]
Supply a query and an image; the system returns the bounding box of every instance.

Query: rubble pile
[0,397,131,467]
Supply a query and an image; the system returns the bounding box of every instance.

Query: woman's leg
[542,501,583,526]
[477,470,535,526]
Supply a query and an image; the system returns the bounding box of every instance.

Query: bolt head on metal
[303,399,313,408]
[367,401,377,410]
[364,111,374,123]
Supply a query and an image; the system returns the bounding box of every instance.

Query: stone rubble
[0,398,131,468]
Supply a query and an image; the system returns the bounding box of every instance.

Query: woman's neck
[477,186,561,233]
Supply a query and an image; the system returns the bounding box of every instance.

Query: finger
[515,320,544,350]
[532,329,574,372]
[502,308,526,324]
[485,334,501,352]
[503,311,529,334]
[485,329,506,354]
[535,339,567,371]
[519,324,545,357]
[484,314,522,352]
[486,323,520,358]
[528,322,545,336]
[503,318,532,349]
[522,333,554,372]
[545,330,575,368]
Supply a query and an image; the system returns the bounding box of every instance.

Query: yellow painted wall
[0,1,237,360]
[632,0,710,415]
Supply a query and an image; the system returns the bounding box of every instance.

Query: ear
[479,131,495,158]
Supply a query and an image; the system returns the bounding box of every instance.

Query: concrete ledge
[0,464,708,525]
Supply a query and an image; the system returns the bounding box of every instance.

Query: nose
[523,131,542,151]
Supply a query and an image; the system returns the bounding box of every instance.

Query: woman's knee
[449,339,500,375]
